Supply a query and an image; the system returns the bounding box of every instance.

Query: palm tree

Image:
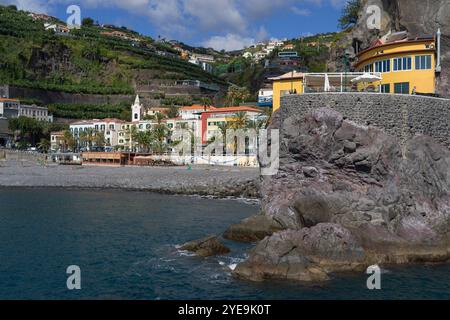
[246,118,266,135]
[62,130,75,152]
[176,122,196,155]
[37,138,50,153]
[217,122,231,155]
[125,125,138,151]
[200,97,212,109]
[94,131,105,148]
[231,111,249,129]
[79,128,96,151]
[151,123,170,154]
[134,130,152,153]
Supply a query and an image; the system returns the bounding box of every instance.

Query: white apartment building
[19,104,53,122]
[179,105,216,120]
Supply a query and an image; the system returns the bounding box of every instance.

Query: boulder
[223,214,285,243]
[233,224,367,282]
[234,107,450,282]
[180,235,230,257]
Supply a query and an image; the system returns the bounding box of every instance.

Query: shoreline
[0,160,261,199]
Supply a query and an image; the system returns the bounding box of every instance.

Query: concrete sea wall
[282,93,450,148]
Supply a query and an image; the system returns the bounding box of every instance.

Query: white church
[131,95,142,122]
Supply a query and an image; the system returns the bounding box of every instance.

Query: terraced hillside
[0,5,226,98]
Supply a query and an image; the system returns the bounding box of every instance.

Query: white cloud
[291,6,311,16]
[203,33,255,51]
[184,0,246,34]
[0,0,348,49]
[0,0,50,13]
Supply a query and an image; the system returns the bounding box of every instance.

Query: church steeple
[131,95,142,122]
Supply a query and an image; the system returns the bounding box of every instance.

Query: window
[393,57,412,71]
[109,124,114,130]
[364,64,374,73]
[394,82,410,94]
[134,113,138,120]
[375,59,390,73]
[380,84,390,93]
[415,55,432,70]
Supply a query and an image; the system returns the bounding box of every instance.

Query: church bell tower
[131,95,142,122]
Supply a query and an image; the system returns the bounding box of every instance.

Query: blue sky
[1,0,346,50]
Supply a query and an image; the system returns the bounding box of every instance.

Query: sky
[0,0,347,51]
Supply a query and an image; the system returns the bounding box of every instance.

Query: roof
[202,106,262,114]
[94,118,125,123]
[50,131,65,135]
[269,71,305,81]
[357,34,435,57]
[148,107,169,111]
[0,98,19,102]
[70,120,95,126]
[180,105,217,111]
[162,117,182,122]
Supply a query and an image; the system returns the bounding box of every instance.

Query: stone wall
[7,85,133,105]
[281,93,450,148]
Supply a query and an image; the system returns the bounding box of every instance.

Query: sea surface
[0,189,449,300]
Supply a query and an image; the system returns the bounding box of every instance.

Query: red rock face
[233,107,450,282]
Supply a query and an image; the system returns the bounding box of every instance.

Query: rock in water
[234,108,450,282]
[180,235,230,257]
[234,224,367,282]
[223,214,285,243]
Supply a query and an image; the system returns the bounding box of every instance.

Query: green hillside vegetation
[47,101,132,120]
[0,5,226,96]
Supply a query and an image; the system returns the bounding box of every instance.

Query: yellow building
[270,71,304,112]
[354,35,437,95]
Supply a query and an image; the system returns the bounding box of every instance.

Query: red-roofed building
[180,105,217,120]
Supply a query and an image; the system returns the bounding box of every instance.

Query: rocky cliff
[329,0,450,97]
[233,107,449,282]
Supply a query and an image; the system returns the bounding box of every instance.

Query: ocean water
[0,188,449,300]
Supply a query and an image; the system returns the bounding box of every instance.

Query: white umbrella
[351,73,382,92]
[351,73,382,84]
[324,73,331,92]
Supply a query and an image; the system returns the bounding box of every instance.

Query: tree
[82,17,94,27]
[231,111,249,129]
[167,104,179,118]
[200,97,212,108]
[226,85,251,106]
[79,128,96,151]
[8,117,43,147]
[217,122,231,155]
[226,85,240,106]
[133,130,152,153]
[125,125,138,152]
[338,0,361,29]
[62,130,76,152]
[151,123,170,154]
[94,131,105,147]
[37,138,50,153]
